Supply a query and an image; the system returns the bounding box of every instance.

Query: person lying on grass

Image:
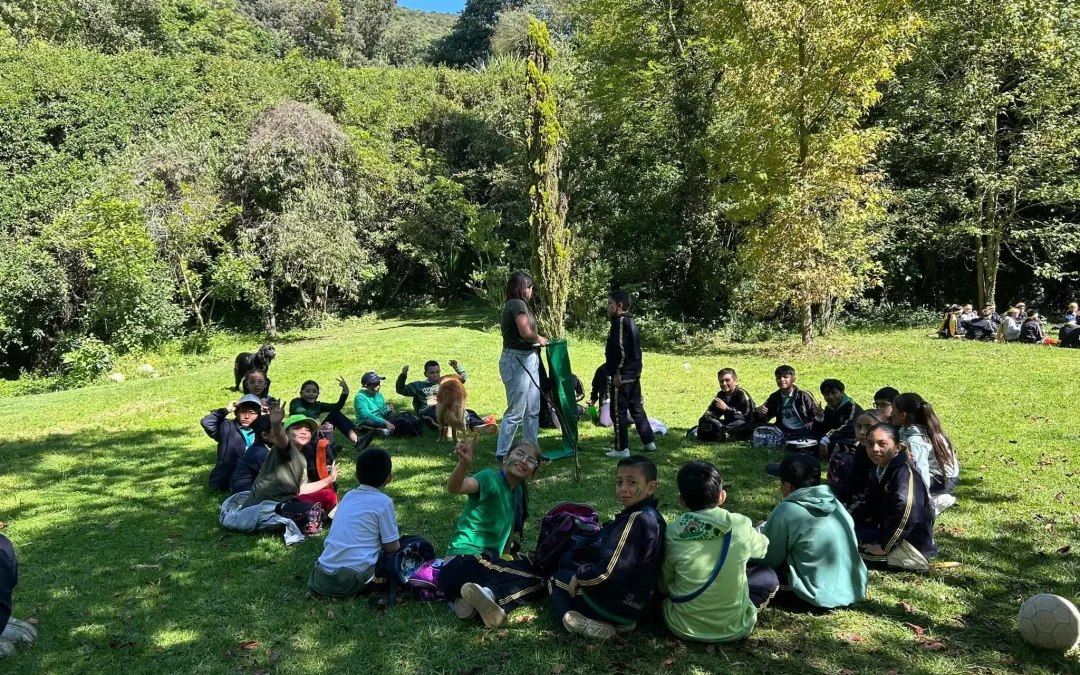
[752,454,867,611]
[660,461,778,644]
[853,424,936,572]
[204,393,263,492]
[289,377,363,449]
[396,360,498,434]
[828,408,889,508]
[438,434,545,629]
[813,379,864,459]
[309,448,400,598]
[687,368,755,443]
[244,403,340,536]
[550,455,666,641]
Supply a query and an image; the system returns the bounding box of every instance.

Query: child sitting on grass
[828,409,888,507]
[660,461,777,643]
[241,370,278,411]
[814,379,864,458]
[230,414,272,494]
[688,368,755,443]
[892,393,959,515]
[204,393,263,492]
[550,456,666,640]
[245,403,340,535]
[873,387,898,417]
[753,454,867,610]
[1019,309,1046,343]
[309,448,400,597]
[754,365,820,442]
[853,424,936,571]
[289,377,363,448]
[438,434,546,629]
[396,360,497,433]
[355,371,419,437]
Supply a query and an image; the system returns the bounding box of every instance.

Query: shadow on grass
[374,305,494,334]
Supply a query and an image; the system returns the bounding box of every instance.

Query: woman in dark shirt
[496,272,548,461]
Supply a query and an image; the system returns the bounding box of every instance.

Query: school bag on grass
[370,535,443,607]
[392,413,425,437]
[752,426,785,449]
[532,502,601,578]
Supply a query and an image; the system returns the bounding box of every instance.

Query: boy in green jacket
[355,372,411,436]
[753,454,867,610]
[660,461,778,643]
[396,360,497,434]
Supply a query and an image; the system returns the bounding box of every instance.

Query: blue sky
[398,0,464,13]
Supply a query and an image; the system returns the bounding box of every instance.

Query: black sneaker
[355,429,376,452]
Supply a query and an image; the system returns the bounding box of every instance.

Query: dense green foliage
[2,0,1080,384]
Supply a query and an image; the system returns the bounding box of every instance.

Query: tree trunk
[800,301,814,346]
[266,278,278,339]
[526,19,571,339]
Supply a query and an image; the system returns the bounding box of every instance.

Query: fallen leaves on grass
[839,633,864,643]
[1003,655,1016,665]
[841,669,856,675]
[1057,545,1072,554]
[512,615,535,624]
[25,617,37,625]
[541,630,556,637]
[238,641,260,650]
[327,609,335,619]
[552,665,566,674]
[706,644,715,654]
[898,601,916,613]
[918,637,946,651]
[906,623,925,636]
[661,657,678,667]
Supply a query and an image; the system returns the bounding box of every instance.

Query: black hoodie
[573,497,666,623]
[604,313,643,382]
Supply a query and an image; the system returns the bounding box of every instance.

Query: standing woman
[496,272,547,462]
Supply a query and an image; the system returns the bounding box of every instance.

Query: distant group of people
[938,301,1080,347]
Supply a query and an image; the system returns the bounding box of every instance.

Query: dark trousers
[611,379,655,451]
[322,410,357,437]
[437,554,546,609]
[358,413,413,435]
[930,475,958,497]
[746,563,780,609]
[420,406,486,429]
[550,562,607,624]
[0,534,18,629]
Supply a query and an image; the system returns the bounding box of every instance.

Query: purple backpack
[533,502,601,578]
[406,559,445,602]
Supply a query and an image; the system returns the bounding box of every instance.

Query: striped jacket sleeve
[576,511,647,589]
[879,465,916,553]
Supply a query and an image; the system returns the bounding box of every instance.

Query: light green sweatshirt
[754,485,867,608]
[660,506,769,643]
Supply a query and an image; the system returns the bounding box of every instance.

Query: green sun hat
[283,414,319,432]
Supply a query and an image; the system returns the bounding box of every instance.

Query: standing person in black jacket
[203,393,264,492]
[754,365,821,441]
[549,456,666,640]
[603,291,656,459]
[688,368,756,442]
[813,379,864,458]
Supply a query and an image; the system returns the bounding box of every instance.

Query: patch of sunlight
[50,586,79,599]
[71,623,108,639]
[151,627,200,649]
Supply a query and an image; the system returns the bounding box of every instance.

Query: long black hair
[505,271,535,304]
[893,393,955,472]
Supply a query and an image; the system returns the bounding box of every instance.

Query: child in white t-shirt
[309,448,400,597]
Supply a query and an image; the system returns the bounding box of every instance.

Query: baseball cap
[283,414,319,432]
[236,394,263,411]
[361,371,386,386]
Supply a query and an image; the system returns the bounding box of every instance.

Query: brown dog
[436,374,468,442]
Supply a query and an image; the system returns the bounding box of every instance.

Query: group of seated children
[305,433,880,644]
[939,301,1079,346]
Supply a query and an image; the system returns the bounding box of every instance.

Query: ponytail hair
[894,392,955,471]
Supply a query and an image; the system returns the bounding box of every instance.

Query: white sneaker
[562,611,617,640]
[605,449,631,459]
[0,638,14,658]
[1,619,36,644]
[453,597,476,620]
[932,493,956,516]
[460,583,507,628]
[382,429,392,437]
[887,539,931,571]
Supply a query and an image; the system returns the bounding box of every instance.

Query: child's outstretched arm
[200,406,228,439]
[395,366,413,397]
[450,359,467,383]
[328,376,349,412]
[448,432,481,495]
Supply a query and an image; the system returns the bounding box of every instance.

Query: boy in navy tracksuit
[813,379,863,458]
[604,291,656,458]
[549,456,666,640]
[203,394,264,492]
[754,365,820,441]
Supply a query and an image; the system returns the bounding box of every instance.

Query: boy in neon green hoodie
[753,454,867,609]
[660,461,778,643]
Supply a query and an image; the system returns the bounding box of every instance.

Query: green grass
[2,308,1079,674]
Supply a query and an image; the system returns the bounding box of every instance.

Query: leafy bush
[0,240,72,377]
[841,300,943,330]
[60,336,112,386]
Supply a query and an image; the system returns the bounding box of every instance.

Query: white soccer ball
[1018,594,1080,651]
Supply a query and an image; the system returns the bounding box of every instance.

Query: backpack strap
[668,530,732,604]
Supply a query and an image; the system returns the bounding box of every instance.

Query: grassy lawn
[2,308,1079,674]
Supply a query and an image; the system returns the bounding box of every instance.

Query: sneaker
[562,611,617,640]
[1,619,36,644]
[355,429,376,452]
[382,428,392,437]
[0,638,14,658]
[482,415,497,426]
[686,427,699,441]
[643,442,657,453]
[460,583,507,628]
[932,493,956,516]
[453,597,477,620]
[886,539,931,571]
[605,449,631,459]
[474,422,499,436]
[615,621,636,635]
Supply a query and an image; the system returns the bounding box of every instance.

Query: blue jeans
[497,349,540,458]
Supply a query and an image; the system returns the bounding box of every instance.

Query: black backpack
[391,413,424,437]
